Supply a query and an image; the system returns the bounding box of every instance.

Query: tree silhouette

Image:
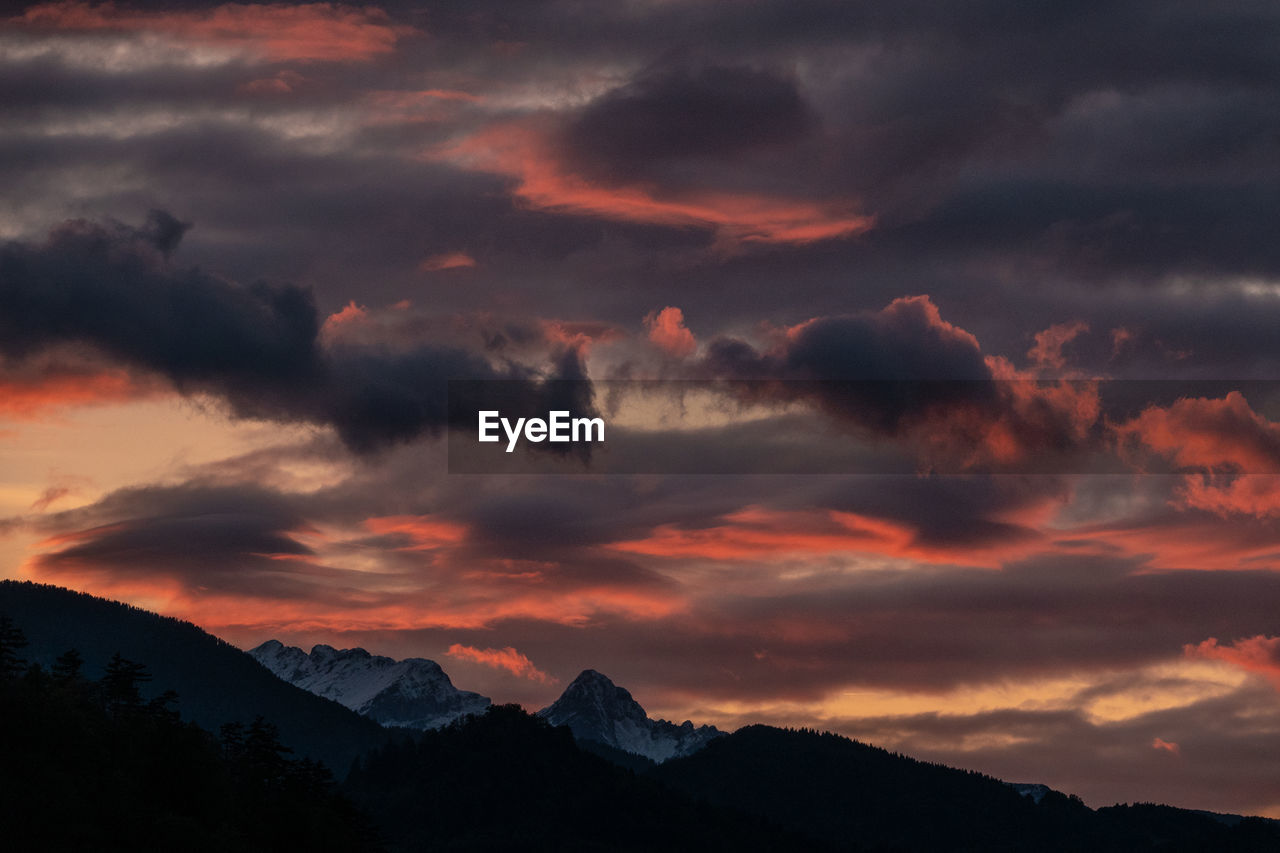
[102,651,151,710]
[1,641,381,852]
[0,616,27,680]
[52,648,84,684]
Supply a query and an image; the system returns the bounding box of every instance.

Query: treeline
[344,703,817,852]
[648,724,1280,852]
[0,580,389,773]
[7,583,1280,853]
[0,617,381,853]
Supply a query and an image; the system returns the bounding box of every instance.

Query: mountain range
[250,640,490,729]
[5,580,1280,852]
[251,641,722,764]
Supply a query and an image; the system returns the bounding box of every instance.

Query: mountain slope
[0,581,387,775]
[251,639,490,728]
[1,657,378,853]
[537,669,722,762]
[648,724,1280,852]
[344,704,813,852]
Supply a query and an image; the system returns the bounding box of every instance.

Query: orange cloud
[644,306,697,357]
[608,505,1045,569]
[1186,635,1280,689]
[14,2,413,63]
[1151,737,1181,755]
[431,121,874,246]
[540,319,621,355]
[1176,474,1280,519]
[1113,393,1280,518]
[363,515,467,549]
[0,368,159,419]
[1028,321,1089,370]
[446,644,555,683]
[320,300,369,338]
[23,566,686,638]
[1072,511,1280,572]
[419,251,477,272]
[1114,392,1280,474]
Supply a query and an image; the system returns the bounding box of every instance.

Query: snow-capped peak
[537,669,722,763]
[249,640,490,730]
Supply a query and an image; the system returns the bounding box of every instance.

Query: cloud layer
[5,0,1280,819]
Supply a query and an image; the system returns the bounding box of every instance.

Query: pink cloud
[1028,321,1089,370]
[446,644,556,683]
[644,306,697,357]
[0,366,161,418]
[430,120,874,247]
[14,2,413,63]
[320,300,369,339]
[1186,635,1280,689]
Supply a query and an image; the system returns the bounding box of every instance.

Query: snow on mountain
[250,640,490,729]
[537,669,722,763]
[1009,783,1053,804]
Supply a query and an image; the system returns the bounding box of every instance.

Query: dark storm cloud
[689,298,1107,471]
[696,297,995,437]
[704,299,989,382]
[6,0,1280,348]
[560,63,815,182]
[0,214,594,451]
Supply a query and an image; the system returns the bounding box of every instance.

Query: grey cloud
[0,214,594,452]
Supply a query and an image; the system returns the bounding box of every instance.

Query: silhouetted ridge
[648,725,1280,852]
[0,581,387,773]
[0,618,379,851]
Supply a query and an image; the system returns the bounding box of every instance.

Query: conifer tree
[0,615,28,680]
[52,648,84,684]
[102,651,151,710]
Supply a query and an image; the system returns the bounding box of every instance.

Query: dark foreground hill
[0,648,379,853]
[647,725,1280,852]
[6,581,1279,852]
[0,581,388,773]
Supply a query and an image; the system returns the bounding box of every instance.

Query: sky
[4,0,1280,816]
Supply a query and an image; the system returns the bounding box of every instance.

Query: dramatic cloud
[1187,635,1280,690]
[1114,392,1280,474]
[435,120,874,246]
[0,213,594,452]
[1112,392,1280,517]
[6,0,1280,818]
[697,296,1102,471]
